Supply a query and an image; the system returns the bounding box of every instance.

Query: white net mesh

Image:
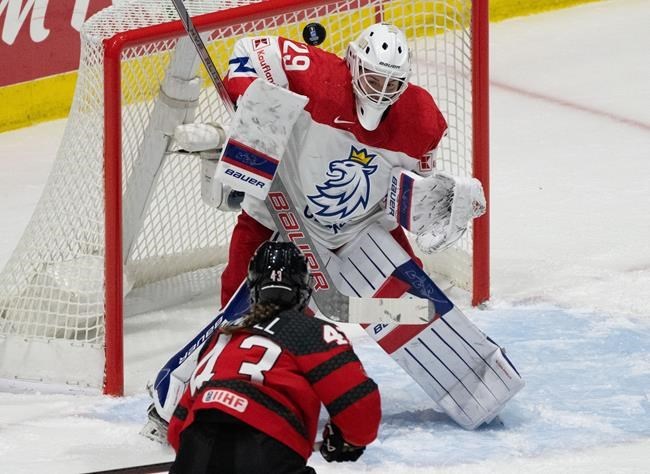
[0,0,478,389]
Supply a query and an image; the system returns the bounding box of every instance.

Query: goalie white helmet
[346,23,411,131]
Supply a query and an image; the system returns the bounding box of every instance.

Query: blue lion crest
[307,146,378,220]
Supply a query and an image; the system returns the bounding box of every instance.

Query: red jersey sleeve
[291,320,381,447]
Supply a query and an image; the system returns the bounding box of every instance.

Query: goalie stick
[170,0,433,324]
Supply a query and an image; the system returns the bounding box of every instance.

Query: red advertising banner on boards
[0,0,112,87]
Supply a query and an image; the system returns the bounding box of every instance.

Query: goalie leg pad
[351,237,524,429]
[408,307,523,429]
[318,225,431,324]
[368,303,524,430]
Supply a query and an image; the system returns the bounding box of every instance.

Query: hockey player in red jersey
[211,21,452,305]
[167,241,380,473]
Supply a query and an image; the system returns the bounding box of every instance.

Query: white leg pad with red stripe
[315,226,431,324]
[322,224,525,429]
[368,310,524,429]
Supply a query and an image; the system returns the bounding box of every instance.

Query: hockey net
[0,0,488,394]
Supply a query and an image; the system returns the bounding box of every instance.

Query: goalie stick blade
[325,295,434,324]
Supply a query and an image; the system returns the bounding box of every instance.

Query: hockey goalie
[144,22,524,445]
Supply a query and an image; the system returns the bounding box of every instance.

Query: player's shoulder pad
[390,84,447,151]
[250,309,348,355]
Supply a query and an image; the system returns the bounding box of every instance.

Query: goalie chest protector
[225,36,448,247]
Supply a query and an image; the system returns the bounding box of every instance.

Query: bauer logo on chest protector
[307,146,378,221]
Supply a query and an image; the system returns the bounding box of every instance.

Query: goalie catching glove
[319,422,366,463]
[386,168,486,253]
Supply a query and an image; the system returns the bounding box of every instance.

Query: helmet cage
[351,51,409,107]
[345,23,411,130]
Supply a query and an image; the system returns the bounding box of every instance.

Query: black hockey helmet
[247,241,313,310]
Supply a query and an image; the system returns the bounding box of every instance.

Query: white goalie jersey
[223,35,448,249]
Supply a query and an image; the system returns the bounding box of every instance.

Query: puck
[302,22,326,46]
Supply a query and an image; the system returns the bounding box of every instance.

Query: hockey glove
[319,422,366,462]
[140,403,170,444]
[385,168,485,253]
[411,171,485,254]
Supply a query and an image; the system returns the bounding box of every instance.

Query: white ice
[1,0,649,472]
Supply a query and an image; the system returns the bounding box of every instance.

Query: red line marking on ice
[492,81,650,133]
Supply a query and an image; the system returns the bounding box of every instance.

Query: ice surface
[0,1,649,472]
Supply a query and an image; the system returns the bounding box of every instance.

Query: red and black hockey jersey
[167,309,381,460]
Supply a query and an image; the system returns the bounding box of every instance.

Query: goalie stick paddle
[169,0,434,324]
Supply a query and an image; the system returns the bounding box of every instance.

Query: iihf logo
[307,146,378,221]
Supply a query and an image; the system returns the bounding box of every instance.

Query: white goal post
[0,0,489,395]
